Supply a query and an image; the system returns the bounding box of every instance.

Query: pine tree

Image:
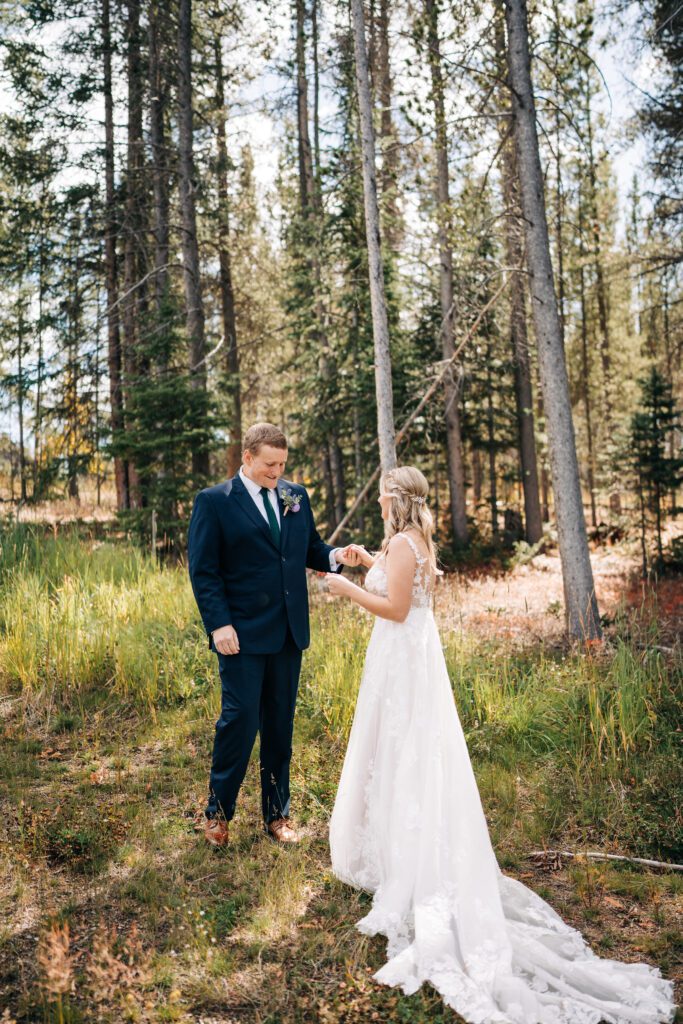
[630,367,682,568]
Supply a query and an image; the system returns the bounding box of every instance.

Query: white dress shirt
[239,466,340,570]
[239,466,281,526]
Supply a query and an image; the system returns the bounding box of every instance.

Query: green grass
[0,524,681,1022]
[0,524,214,711]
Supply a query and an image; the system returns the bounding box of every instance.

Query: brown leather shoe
[265,817,299,844]
[203,816,229,847]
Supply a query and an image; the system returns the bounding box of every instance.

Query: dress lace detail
[329,535,676,1024]
[364,531,433,610]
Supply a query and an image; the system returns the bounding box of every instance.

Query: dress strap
[395,531,424,561]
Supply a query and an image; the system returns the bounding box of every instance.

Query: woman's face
[378,491,393,521]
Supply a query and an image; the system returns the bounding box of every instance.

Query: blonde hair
[379,466,441,574]
[243,422,287,455]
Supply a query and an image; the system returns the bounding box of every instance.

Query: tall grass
[2,523,680,857]
[0,524,213,710]
[300,598,371,738]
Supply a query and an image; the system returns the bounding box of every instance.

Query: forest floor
[438,532,683,649]
[0,530,681,1024]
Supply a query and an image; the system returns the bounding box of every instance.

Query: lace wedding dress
[329,532,676,1024]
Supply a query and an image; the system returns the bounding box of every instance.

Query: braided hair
[379,466,440,574]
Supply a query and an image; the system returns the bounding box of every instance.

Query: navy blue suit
[187,473,340,823]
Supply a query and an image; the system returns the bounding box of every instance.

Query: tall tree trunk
[485,340,498,537]
[328,439,346,525]
[94,287,102,506]
[376,0,401,251]
[505,0,601,640]
[495,12,542,544]
[311,0,322,191]
[17,303,27,502]
[584,86,612,416]
[661,271,678,513]
[66,224,81,503]
[472,447,482,505]
[584,75,620,515]
[425,0,468,545]
[552,0,566,346]
[296,0,346,522]
[351,0,397,472]
[296,0,315,213]
[178,0,209,478]
[504,157,543,542]
[34,219,45,497]
[537,393,550,522]
[149,0,170,327]
[122,0,144,508]
[102,0,128,510]
[578,196,598,528]
[214,32,242,477]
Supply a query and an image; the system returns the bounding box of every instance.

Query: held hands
[334,544,370,568]
[334,544,364,568]
[213,624,240,656]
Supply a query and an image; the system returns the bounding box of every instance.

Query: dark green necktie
[260,487,281,547]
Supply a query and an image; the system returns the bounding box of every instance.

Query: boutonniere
[280,488,303,516]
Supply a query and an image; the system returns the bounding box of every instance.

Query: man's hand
[334,545,364,567]
[212,624,240,656]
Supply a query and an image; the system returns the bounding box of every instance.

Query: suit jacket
[187,474,340,654]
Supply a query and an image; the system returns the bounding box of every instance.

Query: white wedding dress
[329,532,676,1024]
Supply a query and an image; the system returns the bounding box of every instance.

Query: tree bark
[425,0,469,545]
[17,302,27,502]
[505,0,601,639]
[584,84,612,417]
[122,0,144,508]
[296,0,346,523]
[149,0,170,325]
[296,0,315,213]
[351,0,396,473]
[552,0,566,346]
[376,0,401,251]
[504,160,543,542]
[495,16,542,543]
[214,32,242,477]
[578,196,598,528]
[485,339,498,537]
[102,0,128,510]
[34,205,45,497]
[178,0,209,478]
[472,447,482,505]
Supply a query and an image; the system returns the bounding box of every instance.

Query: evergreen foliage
[630,367,682,569]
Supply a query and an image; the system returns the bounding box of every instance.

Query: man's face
[243,445,288,489]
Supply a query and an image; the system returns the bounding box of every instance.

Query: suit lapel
[277,479,296,553]
[231,474,279,549]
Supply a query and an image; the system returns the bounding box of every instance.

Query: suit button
[282,556,286,562]
[285,589,289,595]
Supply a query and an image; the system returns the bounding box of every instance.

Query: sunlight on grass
[0,525,213,711]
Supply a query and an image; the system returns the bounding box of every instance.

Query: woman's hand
[325,572,358,598]
[344,543,374,568]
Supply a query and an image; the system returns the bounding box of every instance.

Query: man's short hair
[243,423,288,455]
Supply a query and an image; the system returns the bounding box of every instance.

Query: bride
[324,466,676,1024]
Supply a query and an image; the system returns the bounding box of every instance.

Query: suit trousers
[206,628,302,824]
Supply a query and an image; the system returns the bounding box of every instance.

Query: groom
[188,422,358,846]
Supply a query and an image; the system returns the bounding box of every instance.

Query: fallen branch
[328,276,510,545]
[528,849,683,872]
